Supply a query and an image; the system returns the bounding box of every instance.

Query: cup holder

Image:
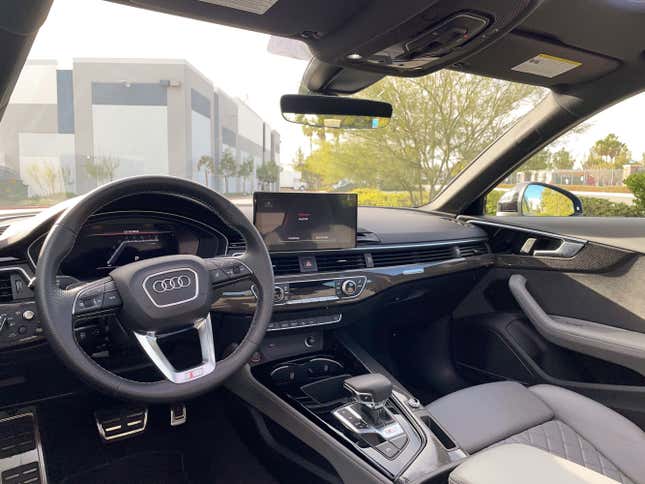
[269,357,345,387]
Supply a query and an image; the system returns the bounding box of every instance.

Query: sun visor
[451,32,620,88]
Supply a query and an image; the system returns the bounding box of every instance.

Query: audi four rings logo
[152,275,192,293]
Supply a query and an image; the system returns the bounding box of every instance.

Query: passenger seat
[426,382,645,484]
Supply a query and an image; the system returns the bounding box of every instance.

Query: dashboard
[27,213,228,280]
[0,192,492,358]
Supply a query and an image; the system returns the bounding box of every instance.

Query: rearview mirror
[497,182,583,216]
[280,94,392,129]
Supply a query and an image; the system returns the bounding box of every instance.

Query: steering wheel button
[209,269,227,283]
[103,290,122,308]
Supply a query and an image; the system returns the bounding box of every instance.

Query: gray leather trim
[493,420,632,484]
[509,274,645,377]
[449,444,620,484]
[426,381,553,453]
[530,385,645,484]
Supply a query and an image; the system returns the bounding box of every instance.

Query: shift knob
[344,374,393,409]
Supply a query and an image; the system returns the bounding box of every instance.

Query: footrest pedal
[94,406,148,442]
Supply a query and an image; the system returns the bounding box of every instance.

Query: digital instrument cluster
[29,214,226,279]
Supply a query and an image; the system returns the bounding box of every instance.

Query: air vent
[356,229,381,245]
[457,241,489,257]
[371,245,457,268]
[271,255,301,276]
[0,273,12,303]
[226,233,246,255]
[316,253,367,272]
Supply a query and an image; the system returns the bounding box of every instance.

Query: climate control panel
[272,276,367,306]
[0,301,44,349]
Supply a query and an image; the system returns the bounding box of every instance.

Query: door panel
[479,216,645,254]
[450,216,645,426]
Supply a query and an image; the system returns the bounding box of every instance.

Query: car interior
[1,0,645,483]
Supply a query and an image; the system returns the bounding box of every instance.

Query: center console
[248,333,466,482]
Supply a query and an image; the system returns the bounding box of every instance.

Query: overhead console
[305,0,542,86]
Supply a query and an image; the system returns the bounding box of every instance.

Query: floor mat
[40,392,280,484]
[60,451,190,484]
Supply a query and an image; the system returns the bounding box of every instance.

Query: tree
[219,149,237,193]
[85,155,120,185]
[523,149,551,171]
[25,161,63,196]
[237,156,254,193]
[297,71,543,206]
[197,155,215,187]
[551,148,575,170]
[583,133,631,169]
[293,147,322,190]
[256,159,281,190]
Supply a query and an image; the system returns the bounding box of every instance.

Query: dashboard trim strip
[267,237,488,255]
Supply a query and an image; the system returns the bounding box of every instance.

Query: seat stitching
[556,421,569,460]
[576,432,589,469]
[543,423,551,453]
[597,446,607,478]
[492,420,634,484]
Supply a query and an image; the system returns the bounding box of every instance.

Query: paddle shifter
[332,374,409,458]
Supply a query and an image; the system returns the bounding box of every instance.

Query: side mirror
[497,182,583,216]
[280,94,392,129]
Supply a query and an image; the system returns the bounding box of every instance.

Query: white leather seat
[449,443,622,484]
[427,382,645,484]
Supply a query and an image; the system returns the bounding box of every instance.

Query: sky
[26,0,645,174]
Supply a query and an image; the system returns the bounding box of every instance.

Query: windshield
[0,0,546,211]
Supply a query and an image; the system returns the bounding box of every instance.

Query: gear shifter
[332,374,408,457]
[344,374,393,409]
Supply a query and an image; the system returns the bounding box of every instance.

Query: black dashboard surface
[239,204,485,246]
[1,195,486,258]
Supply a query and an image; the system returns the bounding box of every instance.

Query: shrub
[485,190,503,215]
[578,196,642,217]
[352,188,413,207]
[624,172,645,213]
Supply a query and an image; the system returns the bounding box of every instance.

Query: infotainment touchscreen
[253,192,358,252]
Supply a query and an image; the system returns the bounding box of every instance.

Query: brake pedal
[170,403,186,427]
[94,406,148,442]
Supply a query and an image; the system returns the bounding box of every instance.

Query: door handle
[533,240,584,258]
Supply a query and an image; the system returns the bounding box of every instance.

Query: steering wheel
[35,176,274,403]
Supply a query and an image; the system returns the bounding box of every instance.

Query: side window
[486,93,645,217]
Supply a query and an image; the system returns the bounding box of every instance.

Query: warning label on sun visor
[512,54,582,78]
[197,0,278,15]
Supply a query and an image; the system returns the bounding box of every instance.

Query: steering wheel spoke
[204,256,254,288]
[71,276,123,320]
[133,315,216,384]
